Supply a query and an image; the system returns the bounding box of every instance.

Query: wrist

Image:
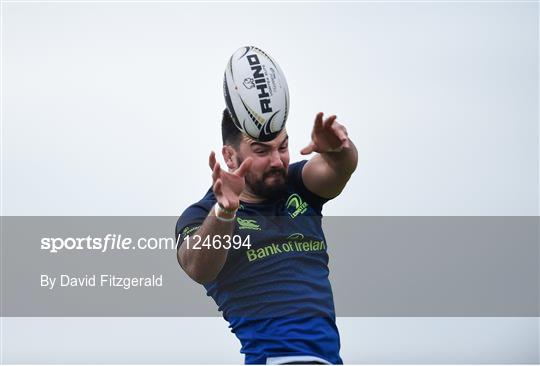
[218,202,238,213]
[214,203,237,222]
[323,146,344,153]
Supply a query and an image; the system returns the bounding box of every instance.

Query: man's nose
[269,150,284,168]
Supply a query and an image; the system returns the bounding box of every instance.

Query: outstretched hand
[301,112,350,155]
[208,151,252,211]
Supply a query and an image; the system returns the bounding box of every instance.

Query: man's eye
[254,150,266,154]
[279,146,288,151]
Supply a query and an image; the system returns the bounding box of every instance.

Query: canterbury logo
[285,194,308,219]
[287,233,305,240]
[237,217,261,230]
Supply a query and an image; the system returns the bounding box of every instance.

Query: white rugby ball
[223,46,290,141]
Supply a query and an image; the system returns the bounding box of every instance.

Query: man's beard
[238,157,288,200]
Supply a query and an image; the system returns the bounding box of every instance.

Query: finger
[334,128,350,149]
[334,127,348,143]
[208,151,216,171]
[235,157,253,177]
[323,115,337,129]
[300,142,316,155]
[214,178,223,196]
[313,112,324,132]
[214,182,230,208]
[212,161,221,182]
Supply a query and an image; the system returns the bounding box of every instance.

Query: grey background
[1,0,539,364]
[2,1,538,217]
[2,317,538,364]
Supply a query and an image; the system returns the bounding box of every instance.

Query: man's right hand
[208,151,252,211]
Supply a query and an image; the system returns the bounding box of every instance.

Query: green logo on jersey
[285,193,308,218]
[237,217,261,230]
[287,233,305,240]
[245,237,326,262]
[182,225,200,238]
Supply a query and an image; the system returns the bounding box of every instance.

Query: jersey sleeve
[288,160,330,215]
[175,199,214,249]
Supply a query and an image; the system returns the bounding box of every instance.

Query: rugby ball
[223,46,289,141]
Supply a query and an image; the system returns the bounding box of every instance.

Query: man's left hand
[300,112,350,155]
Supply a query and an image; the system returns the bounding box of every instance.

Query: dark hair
[221,108,242,148]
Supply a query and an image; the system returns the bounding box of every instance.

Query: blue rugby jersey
[175,160,343,364]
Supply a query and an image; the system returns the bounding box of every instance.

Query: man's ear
[222,145,237,170]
